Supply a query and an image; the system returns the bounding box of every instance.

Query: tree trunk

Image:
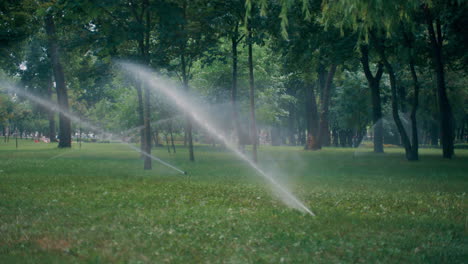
[231,24,243,149]
[288,104,296,146]
[169,120,176,153]
[409,59,420,160]
[143,84,152,170]
[247,24,258,162]
[165,133,171,153]
[153,129,159,147]
[376,44,414,160]
[423,7,454,158]
[355,129,365,148]
[332,128,338,147]
[461,117,467,143]
[401,26,420,160]
[318,64,337,147]
[369,30,415,159]
[271,126,281,146]
[346,129,353,147]
[360,45,384,153]
[47,77,57,142]
[14,127,17,148]
[142,0,152,170]
[181,53,195,161]
[44,15,71,148]
[78,120,82,149]
[133,77,146,154]
[305,80,320,150]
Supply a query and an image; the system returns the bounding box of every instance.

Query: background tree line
[1,0,466,168]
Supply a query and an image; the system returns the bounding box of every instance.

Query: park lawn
[0,140,466,263]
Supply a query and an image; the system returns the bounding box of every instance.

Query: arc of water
[3,82,186,175]
[120,115,182,138]
[120,62,315,216]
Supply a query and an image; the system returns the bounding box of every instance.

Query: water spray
[2,82,186,175]
[118,62,315,216]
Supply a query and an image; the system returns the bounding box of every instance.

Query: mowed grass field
[0,140,467,263]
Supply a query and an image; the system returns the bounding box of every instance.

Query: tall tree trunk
[305,79,320,150]
[297,111,305,145]
[165,133,171,153]
[47,77,57,142]
[44,15,71,148]
[423,7,454,158]
[141,0,152,170]
[247,24,258,162]
[332,128,338,147]
[374,37,414,160]
[181,53,194,161]
[231,24,243,149]
[461,117,467,143]
[318,64,337,147]
[409,60,420,160]
[402,26,420,160]
[169,120,176,153]
[15,127,18,149]
[430,120,439,146]
[135,81,145,153]
[304,91,310,148]
[153,129,159,147]
[288,104,296,146]
[179,2,194,161]
[143,84,152,169]
[360,45,384,153]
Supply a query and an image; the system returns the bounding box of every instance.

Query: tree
[80,0,159,168]
[158,0,219,161]
[266,1,355,150]
[245,1,266,161]
[421,1,461,158]
[210,0,247,149]
[44,12,72,148]
[360,45,384,153]
[321,0,467,159]
[20,35,57,142]
[321,0,423,160]
[330,70,371,147]
[370,31,415,160]
[0,0,35,70]
[247,21,258,161]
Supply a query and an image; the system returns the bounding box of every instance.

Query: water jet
[2,81,186,175]
[118,62,315,216]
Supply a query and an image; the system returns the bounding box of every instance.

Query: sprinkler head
[183,171,188,175]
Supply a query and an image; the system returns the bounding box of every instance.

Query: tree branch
[436,18,443,48]
[97,5,129,30]
[360,45,375,82]
[375,63,384,82]
[236,34,245,44]
[129,0,142,23]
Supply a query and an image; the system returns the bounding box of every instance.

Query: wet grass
[0,140,467,263]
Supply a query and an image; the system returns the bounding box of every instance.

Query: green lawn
[0,140,467,263]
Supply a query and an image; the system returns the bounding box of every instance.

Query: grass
[0,139,467,263]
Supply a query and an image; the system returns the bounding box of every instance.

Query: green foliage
[0,0,466,155]
[330,70,370,131]
[0,93,15,124]
[256,84,293,125]
[0,0,38,74]
[321,0,417,42]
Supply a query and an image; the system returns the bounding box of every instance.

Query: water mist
[2,81,186,175]
[118,62,315,216]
